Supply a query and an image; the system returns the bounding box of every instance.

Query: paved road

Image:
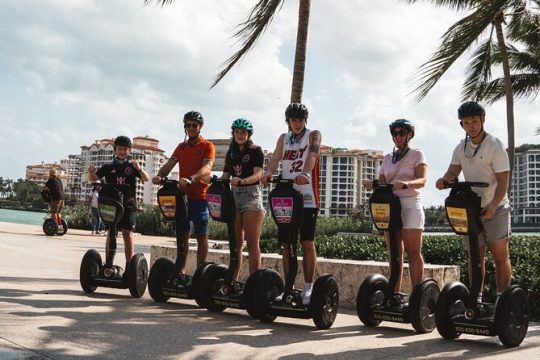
[0,223,539,359]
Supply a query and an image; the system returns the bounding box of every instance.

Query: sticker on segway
[158,195,177,218]
[207,194,222,219]
[99,204,116,223]
[446,207,468,234]
[371,203,390,230]
[271,197,293,224]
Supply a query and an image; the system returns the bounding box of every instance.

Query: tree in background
[405,0,539,189]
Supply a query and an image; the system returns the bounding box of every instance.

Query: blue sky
[1,0,539,206]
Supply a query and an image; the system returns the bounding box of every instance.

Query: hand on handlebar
[436,177,455,190]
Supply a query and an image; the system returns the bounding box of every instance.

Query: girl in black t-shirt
[222,118,265,286]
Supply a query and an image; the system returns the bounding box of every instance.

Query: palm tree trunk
[290,0,311,103]
[494,12,515,195]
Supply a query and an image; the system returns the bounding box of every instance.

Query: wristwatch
[301,172,311,178]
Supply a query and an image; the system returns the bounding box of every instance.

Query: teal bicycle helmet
[231,118,254,135]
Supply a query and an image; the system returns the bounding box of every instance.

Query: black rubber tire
[58,219,68,236]
[127,253,148,298]
[409,279,440,333]
[356,274,388,327]
[200,264,229,313]
[435,282,468,340]
[80,249,102,293]
[43,219,58,236]
[310,274,339,329]
[496,285,529,348]
[148,257,175,303]
[253,269,283,323]
[243,271,261,319]
[192,261,214,308]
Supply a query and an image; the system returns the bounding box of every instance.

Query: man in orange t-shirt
[152,111,215,274]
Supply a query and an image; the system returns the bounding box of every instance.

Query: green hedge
[63,204,540,319]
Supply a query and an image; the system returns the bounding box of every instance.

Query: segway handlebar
[269,176,295,185]
[91,182,130,191]
[372,179,408,190]
[440,179,489,190]
[158,178,179,186]
[209,175,231,185]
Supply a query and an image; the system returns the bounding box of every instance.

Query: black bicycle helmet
[389,119,415,137]
[458,101,485,119]
[114,135,132,148]
[231,118,254,135]
[183,111,204,125]
[285,103,309,121]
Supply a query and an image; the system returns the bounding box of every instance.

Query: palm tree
[464,2,540,104]
[5,179,14,199]
[406,0,537,189]
[144,0,312,103]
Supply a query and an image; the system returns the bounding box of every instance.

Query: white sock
[303,282,313,293]
[477,292,483,303]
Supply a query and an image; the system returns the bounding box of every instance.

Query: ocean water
[0,208,46,226]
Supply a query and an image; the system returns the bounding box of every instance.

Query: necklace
[464,132,487,159]
[392,147,410,164]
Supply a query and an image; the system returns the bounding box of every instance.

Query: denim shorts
[400,196,425,230]
[233,185,265,213]
[179,199,209,236]
[462,203,511,250]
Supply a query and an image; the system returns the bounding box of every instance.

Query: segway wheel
[310,274,339,330]
[192,261,214,308]
[58,219,68,236]
[127,253,148,298]
[148,257,175,302]
[43,219,58,236]
[243,270,262,319]
[409,279,440,333]
[435,282,468,340]
[80,249,102,293]
[496,285,529,348]
[356,274,388,327]
[253,269,283,323]
[200,264,229,313]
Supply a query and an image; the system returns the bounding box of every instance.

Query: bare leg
[243,210,263,274]
[488,239,512,293]
[233,211,244,280]
[402,229,424,288]
[122,230,134,265]
[301,241,317,283]
[385,231,404,292]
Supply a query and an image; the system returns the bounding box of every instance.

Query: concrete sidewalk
[0,222,539,359]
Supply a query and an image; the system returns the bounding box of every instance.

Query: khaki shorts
[50,200,64,214]
[462,203,511,250]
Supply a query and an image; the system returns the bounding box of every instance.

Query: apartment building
[65,136,171,206]
[512,144,540,223]
[25,162,68,188]
[262,145,383,217]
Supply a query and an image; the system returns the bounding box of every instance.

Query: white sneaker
[302,284,313,305]
[91,231,95,235]
[275,293,284,302]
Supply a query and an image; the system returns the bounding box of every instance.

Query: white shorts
[400,196,424,230]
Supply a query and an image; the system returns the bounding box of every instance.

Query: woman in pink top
[364,119,427,295]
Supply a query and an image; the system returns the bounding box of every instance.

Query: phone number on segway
[455,325,490,336]
[373,313,405,322]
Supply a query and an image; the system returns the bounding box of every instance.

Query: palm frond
[479,73,540,104]
[410,0,508,101]
[210,0,284,88]
[404,0,479,11]
[461,36,496,101]
[143,0,177,6]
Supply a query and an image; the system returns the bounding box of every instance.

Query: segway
[356,180,440,333]
[41,189,68,236]
[198,176,260,316]
[250,178,339,329]
[147,179,211,306]
[436,180,529,347]
[79,183,148,298]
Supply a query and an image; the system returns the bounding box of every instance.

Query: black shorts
[279,208,318,243]
[118,209,136,232]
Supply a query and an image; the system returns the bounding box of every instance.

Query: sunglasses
[184,123,200,129]
[391,129,408,137]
